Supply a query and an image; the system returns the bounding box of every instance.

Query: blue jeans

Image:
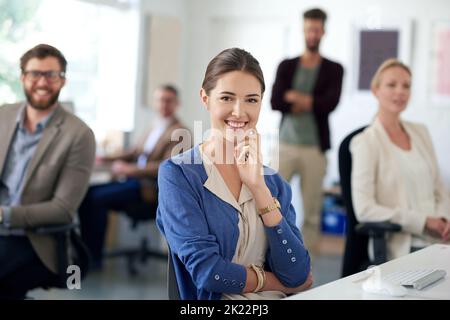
[78,178,142,267]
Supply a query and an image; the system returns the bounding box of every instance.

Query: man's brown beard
[24,88,60,110]
[306,43,320,52]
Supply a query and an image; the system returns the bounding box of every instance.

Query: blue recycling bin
[321,195,347,236]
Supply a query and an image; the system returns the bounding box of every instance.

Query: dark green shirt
[279,65,320,145]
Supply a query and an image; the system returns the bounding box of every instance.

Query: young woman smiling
[157,48,312,300]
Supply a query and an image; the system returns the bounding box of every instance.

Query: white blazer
[350,117,450,259]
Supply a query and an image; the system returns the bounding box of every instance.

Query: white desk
[287,244,450,300]
[89,163,113,186]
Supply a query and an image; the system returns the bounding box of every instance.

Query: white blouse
[391,141,434,248]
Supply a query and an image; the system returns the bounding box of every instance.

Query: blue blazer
[156,145,311,300]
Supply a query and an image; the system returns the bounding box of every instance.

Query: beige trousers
[277,143,327,255]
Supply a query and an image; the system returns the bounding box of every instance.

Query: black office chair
[104,201,168,276]
[339,126,402,277]
[34,224,91,287]
[167,248,180,300]
[0,223,90,299]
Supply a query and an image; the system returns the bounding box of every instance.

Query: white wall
[133,0,188,141]
[116,0,188,246]
[176,0,450,190]
[134,0,450,189]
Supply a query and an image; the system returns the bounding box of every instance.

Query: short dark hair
[159,84,179,97]
[202,47,265,95]
[303,8,327,23]
[20,44,67,74]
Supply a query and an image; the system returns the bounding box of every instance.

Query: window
[0,0,139,137]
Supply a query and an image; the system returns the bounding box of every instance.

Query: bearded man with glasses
[0,44,95,298]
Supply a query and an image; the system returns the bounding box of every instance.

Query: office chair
[104,201,167,276]
[34,224,90,287]
[339,126,401,277]
[1,223,90,299]
[167,247,180,300]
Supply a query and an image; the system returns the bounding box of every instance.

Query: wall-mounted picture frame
[351,19,413,97]
[429,21,450,105]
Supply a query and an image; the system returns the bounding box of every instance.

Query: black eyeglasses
[23,70,66,83]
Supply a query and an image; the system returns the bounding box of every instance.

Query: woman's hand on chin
[234,129,266,192]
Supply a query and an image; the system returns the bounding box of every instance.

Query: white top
[391,142,434,248]
[350,118,450,259]
[199,144,285,300]
[136,117,171,168]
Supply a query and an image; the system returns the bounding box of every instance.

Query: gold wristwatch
[258,197,281,216]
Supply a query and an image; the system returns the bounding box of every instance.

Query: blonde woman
[351,59,450,260]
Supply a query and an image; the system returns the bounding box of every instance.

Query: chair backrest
[122,177,159,227]
[69,229,91,282]
[32,225,91,292]
[339,126,369,277]
[167,248,181,300]
[52,228,91,288]
[123,202,158,228]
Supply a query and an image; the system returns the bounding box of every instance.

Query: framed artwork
[352,19,413,96]
[430,21,450,104]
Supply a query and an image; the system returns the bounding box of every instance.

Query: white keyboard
[383,269,447,290]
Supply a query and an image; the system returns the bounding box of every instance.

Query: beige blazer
[0,103,96,273]
[350,117,450,259]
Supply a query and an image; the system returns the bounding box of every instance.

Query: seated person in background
[0,44,96,298]
[79,84,190,269]
[351,58,450,260]
[157,48,312,300]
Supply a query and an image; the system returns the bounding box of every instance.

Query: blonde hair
[370,58,412,89]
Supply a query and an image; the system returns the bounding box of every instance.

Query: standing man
[78,84,190,269]
[271,8,344,256]
[0,44,96,298]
